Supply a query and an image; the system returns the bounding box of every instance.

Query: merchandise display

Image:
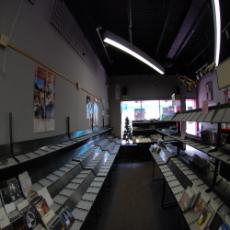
[179,186,199,212]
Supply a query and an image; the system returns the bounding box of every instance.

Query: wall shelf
[171,103,230,123]
[0,128,112,180]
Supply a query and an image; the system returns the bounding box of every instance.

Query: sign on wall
[33,66,55,133]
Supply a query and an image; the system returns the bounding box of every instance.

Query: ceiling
[65,0,230,79]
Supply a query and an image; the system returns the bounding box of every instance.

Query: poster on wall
[93,101,99,127]
[34,66,55,133]
[86,96,99,128]
[86,96,93,128]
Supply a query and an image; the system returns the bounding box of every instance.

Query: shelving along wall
[0,0,109,145]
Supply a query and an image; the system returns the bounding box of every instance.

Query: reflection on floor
[82,157,189,230]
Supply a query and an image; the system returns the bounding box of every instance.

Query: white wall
[0,0,109,145]
[109,74,195,136]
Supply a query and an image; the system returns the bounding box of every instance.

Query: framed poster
[34,66,55,133]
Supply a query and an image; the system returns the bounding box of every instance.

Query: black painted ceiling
[65,0,230,79]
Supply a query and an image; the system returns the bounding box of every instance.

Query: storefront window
[120,99,181,137]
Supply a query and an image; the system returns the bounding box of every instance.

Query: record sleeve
[59,207,74,229]
[0,207,10,229]
[18,171,33,198]
[47,216,65,230]
[0,178,23,205]
[33,196,49,218]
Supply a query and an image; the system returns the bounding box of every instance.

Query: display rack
[150,141,230,230]
[171,103,230,123]
[0,127,112,181]
[157,103,230,189]
[0,135,120,230]
[132,120,176,137]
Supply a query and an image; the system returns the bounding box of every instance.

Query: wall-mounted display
[34,66,55,133]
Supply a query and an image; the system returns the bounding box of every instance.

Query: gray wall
[109,74,195,136]
[0,0,109,145]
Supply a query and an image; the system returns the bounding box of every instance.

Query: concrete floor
[82,158,189,230]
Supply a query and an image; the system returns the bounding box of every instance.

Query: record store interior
[0,0,230,229]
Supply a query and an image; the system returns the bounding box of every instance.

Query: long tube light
[211,0,221,67]
[103,31,165,75]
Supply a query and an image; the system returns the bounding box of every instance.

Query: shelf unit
[0,128,112,181]
[157,103,230,189]
[171,103,230,123]
[132,120,176,138]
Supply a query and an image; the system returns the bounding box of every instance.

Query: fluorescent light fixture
[103,31,165,75]
[211,0,221,66]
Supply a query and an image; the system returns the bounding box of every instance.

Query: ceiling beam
[128,0,133,44]
[155,0,172,57]
[190,19,230,66]
[173,3,208,59]
[167,0,207,60]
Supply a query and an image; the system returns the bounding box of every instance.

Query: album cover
[24,205,42,230]
[18,171,33,198]
[59,207,74,229]
[47,216,65,230]
[12,214,28,230]
[209,213,225,230]
[196,205,215,230]
[37,187,53,208]
[33,196,49,217]
[218,223,230,230]
[193,194,209,214]
[13,205,42,230]
[0,207,10,229]
[0,178,23,205]
[179,187,199,212]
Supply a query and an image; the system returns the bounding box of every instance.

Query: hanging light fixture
[103,31,165,75]
[211,0,221,67]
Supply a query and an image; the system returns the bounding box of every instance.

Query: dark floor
[83,155,189,230]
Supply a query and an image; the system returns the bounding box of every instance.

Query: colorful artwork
[93,101,99,127]
[34,66,55,132]
[86,96,99,128]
